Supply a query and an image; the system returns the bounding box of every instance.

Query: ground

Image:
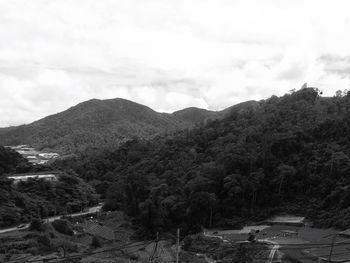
[0,211,177,263]
[205,224,350,262]
[3,212,350,263]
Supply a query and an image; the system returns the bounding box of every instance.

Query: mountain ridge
[0,98,258,153]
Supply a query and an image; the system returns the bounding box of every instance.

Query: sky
[1,0,350,127]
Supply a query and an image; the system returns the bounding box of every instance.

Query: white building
[8,174,57,184]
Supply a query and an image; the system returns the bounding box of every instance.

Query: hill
[55,88,350,234]
[172,107,219,124]
[220,100,260,116]
[0,146,98,228]
[0,98,228,153]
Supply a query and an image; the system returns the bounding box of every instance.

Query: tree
[52,219,74,236]
[274,164,296,198]
[91,236,101,248]
[248,169,265,206]
[29,218,44,232]
[187,192,217,228]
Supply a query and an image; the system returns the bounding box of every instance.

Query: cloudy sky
[1,0,350,127]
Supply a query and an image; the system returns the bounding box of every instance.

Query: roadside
[202,223,349,263]
[0,205,102,235]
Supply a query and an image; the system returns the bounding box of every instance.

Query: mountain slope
[0,98,224,153]
[57,88,350,232]
[172,107,219,124]
[220,100,260,117]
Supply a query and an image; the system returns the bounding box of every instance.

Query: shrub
[37,234,52,251]
[25,247,38,255]
[52,239,79,253]
[91,236,101,248]
[29,218,44,231]
[52,219,74,236]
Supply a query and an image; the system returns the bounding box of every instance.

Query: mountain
[172,107,219,124]
[57,88,350,233]
[172,101,260,123]
[220,100,260,116]
[0,98,240,153]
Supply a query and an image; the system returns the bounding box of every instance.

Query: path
[265,241,280,263]
[204,230,281,263]
[0,205,102,234]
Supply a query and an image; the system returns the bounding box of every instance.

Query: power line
[248,250,350,261]
[9,235,350,263]
[231,240,350,248]
[51,240,155,263]
[10,240,155,263]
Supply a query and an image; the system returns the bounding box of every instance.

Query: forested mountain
[172,107,219,124]
[54,88,350,235]
[0,98,225,153]
[171,101,259,124]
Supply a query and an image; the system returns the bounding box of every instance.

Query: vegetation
[0,147,98,228]
[29,218,44,232]
[0,146,28,174]
[0,223,79,262]
[55,88,350,235]
[91,235,101,248]
[51,219,74,236]
[3,87,350,261]
[0,98,219,153]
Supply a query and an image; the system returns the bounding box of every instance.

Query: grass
[207,224,350,262]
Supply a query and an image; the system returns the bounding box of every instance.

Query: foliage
[0,146,28,175]
[0,147,98,228]
[57,88,350,233]
[91,235,101,248]
[0,98,216,153]
[29,218,44,231]
[52,219,74,236]
[56,88,350,232]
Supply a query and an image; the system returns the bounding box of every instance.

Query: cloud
[319,55,350,77]
[1,0,350,126]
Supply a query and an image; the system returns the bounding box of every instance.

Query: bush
[52,239,79,253]
[102,200,119,212]
[29,218,44,231]
[52,219,74,236]
[37,234,52,251]
[91,236,101,248]
[25,247,38,255]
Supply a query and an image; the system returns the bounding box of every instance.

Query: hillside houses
[8,174,58,184]
[6,145,59,165]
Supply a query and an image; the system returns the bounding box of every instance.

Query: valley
[1,88,350,262]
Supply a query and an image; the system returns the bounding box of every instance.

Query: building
[266,215,306,227]
[38,153,60,159]
[8,174,57,184]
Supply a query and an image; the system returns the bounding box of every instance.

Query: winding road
[204,231,280,263]
[261,240,280,263]
[0,205,102,234]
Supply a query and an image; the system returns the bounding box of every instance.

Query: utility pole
[330,151,334,177]
[328,234,337,263]
[209,208,213,228]
[150,232,159,262]
[238,243,246,263]
[176,228,180,263]
[156,231,159,249]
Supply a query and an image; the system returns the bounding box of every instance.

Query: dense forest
[0,98,219,153]
[0,146,98,228]
[55,88,350,236]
